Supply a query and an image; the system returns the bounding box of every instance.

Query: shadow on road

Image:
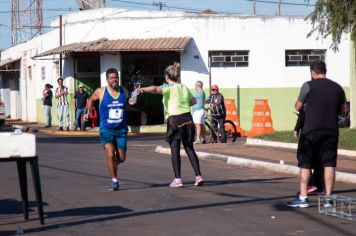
[1,194,295,235]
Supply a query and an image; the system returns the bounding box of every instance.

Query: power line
[245,0,315,7]
[111,0,242,14]
[0,8,75,14]
[111,0,154,7]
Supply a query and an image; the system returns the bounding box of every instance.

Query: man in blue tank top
[84,68,136,191]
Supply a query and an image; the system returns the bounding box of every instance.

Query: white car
[0,100,5,128]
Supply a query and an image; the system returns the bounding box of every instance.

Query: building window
[285,49,326,66]
[53,61,59,77]
[209,50,249,67]
[41,66,45,80]
[27,66,32,80]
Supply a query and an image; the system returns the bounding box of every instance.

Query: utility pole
[59,15,63,78]
[276,0,281,16]
[11,0,43,46]
[253,0,256,15]
[153,1,166,11]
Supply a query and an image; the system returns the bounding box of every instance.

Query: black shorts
[297,134,338,169]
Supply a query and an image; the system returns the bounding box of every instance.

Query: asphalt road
[1,134,356,236]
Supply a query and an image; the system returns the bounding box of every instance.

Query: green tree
[307,0,356,128]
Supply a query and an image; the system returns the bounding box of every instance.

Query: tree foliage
[306,0,356,50]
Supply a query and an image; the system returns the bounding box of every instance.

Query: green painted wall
[36,77,100,127]
[35,85,350,130]
[350,40,356,128]
[36,94,75,127]
[75,77,100,95]
[204,86,350,132]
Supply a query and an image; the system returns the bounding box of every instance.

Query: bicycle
[204,109,238,143]
[338,100,350,128]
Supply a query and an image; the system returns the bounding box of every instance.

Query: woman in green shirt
[139,62,204,188]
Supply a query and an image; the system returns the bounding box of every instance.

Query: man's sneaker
[286,197,310,208]
[193,140,200,144]
[324,198,334,208]
[111,181,119,191]
[58,127,63,131]
[195,175,204,186]
[201,139,206,144]
[169,178,183,188]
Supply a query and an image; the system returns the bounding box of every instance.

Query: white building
[0,8,351,131]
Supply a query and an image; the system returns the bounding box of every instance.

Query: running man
[84,68,136,191]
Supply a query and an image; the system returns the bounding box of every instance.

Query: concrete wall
[56,9,350,88]
[0,8,351,129]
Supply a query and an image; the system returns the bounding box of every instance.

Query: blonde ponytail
[165,62,181,82]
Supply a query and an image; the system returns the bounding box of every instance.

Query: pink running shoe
[169,178,183,188]
[195,175,204,186]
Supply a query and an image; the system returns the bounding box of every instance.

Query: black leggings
[169,139,201,178]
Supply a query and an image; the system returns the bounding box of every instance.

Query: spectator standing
[205,84,226,143]
[139,62,204,188]
[287,60,347,208]
[84,68,136,191]
[74,83,89,131]
[43,83,53,128]
[55,78,70,131]
[294,109,325,195]
[192,80,206,144]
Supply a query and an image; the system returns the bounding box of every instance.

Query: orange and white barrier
[224,99,245,137]
[247,99,275,137]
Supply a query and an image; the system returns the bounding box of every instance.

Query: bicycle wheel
[204,121,216,143]
[224,120,237,143]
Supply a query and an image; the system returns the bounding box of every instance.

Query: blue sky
[0,0,316,50]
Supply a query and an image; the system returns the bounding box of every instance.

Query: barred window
[285,49,326,66]
[27,66,32,80]
[209,50,249,67]
[41,66,45,80]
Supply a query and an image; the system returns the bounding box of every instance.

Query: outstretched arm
[139,86,163,95]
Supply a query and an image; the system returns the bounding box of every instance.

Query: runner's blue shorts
[100,128,128,149]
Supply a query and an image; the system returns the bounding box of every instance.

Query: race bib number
[108,108,123,123]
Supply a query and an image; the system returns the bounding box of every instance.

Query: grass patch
[254,128,356,150]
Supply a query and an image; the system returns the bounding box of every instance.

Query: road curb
[38,129,100,136]
[246,138,356,157]
[155,145,356,185]
[12,124,166,136]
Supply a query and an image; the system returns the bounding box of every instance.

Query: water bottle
[13,129,23,135]
[129,88,140,105]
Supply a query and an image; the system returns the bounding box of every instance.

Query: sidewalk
[156,140,356,184]
[6,119,356,184]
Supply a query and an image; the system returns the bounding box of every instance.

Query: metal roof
[33,37,192,58]
[33,38,108,58]
[0,57,21,69]
[101,37,192,52]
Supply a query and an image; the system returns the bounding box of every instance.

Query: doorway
[122,52,180,125]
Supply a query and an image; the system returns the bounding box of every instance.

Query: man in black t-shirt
[287,60,347,208]
[43,83,53,128]
[74,83,89,131]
